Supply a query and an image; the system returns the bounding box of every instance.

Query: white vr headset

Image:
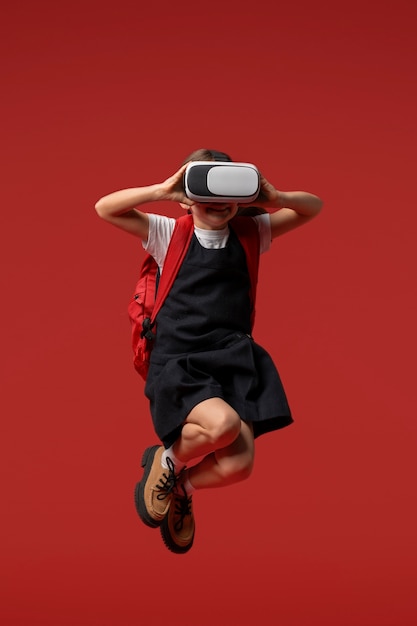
[184,161,260,203]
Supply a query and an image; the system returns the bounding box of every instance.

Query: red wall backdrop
[1,1,416,624]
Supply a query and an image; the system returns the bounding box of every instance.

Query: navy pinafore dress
[144,226,293,448]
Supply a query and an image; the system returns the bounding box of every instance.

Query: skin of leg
[171,397,255,490]
[172,397,242,464]
[186,419,254,490]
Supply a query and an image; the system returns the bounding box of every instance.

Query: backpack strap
[230,216,261,329]
[150,213,195,324]
[147,213,260,331]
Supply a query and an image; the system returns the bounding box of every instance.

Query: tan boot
[160,484,195,554]
[135,445,178,528]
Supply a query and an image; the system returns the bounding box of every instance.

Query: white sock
[161,445,186,472]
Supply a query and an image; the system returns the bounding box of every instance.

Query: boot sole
[134,445,163,529]
[160,515,195,554]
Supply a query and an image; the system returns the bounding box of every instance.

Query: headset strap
[208,150,232,162]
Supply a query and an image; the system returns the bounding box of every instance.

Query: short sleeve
[142,214,176,272]
[253,214,272,254]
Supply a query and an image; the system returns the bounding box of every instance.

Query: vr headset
[184,161,260,203]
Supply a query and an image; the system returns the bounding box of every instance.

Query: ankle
[161,445,186,473]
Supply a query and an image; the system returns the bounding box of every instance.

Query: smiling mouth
[207,206,229,213]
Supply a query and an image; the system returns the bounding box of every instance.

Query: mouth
[206,205,230,213]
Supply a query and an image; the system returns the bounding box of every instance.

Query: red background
[1,0,416,624]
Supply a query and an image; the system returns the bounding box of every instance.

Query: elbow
[94,198,107,218]
[313,196,324,215]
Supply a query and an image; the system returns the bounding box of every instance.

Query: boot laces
[172,484,193,532]
[155,457,184,501]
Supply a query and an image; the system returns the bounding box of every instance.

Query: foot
[160,484,195,554]
[134,445,179,528]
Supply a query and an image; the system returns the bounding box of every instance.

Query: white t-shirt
[143,213,272,273]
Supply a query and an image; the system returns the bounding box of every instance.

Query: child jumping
[95,148,323,554]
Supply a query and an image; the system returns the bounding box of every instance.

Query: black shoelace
[155,456,179,501]
[172,484,193,532]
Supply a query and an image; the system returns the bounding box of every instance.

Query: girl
[95,149,323,554]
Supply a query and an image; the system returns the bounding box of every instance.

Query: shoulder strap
[149,214,260,328]
[150,213,194,323]
[230,216,260,328]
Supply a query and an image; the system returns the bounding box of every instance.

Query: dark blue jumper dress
[144,226,293,448]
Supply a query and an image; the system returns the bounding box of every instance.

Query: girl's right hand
[158,164,193,206]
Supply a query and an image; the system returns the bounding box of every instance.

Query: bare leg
[187,420,254,489]
[173,397,242,463]
[156,399,254,553]
[171,397,254,490]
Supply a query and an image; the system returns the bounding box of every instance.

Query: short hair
[181,148,233,166]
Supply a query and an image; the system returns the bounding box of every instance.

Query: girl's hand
[254,174,282,208]
[238,173,282,210]
[158,164,193,206]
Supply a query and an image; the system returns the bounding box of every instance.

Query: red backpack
[127,213,260,380]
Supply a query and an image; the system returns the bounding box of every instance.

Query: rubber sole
[160,510,195,555]
[134,445,163,528]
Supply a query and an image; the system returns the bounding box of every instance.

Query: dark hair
[181,148,233,166]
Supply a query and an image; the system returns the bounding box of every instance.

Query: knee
[218,451,254,483]
[208,407,241,448]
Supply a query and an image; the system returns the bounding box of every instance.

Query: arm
[94,164,191,241]
[248,174,323,239]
